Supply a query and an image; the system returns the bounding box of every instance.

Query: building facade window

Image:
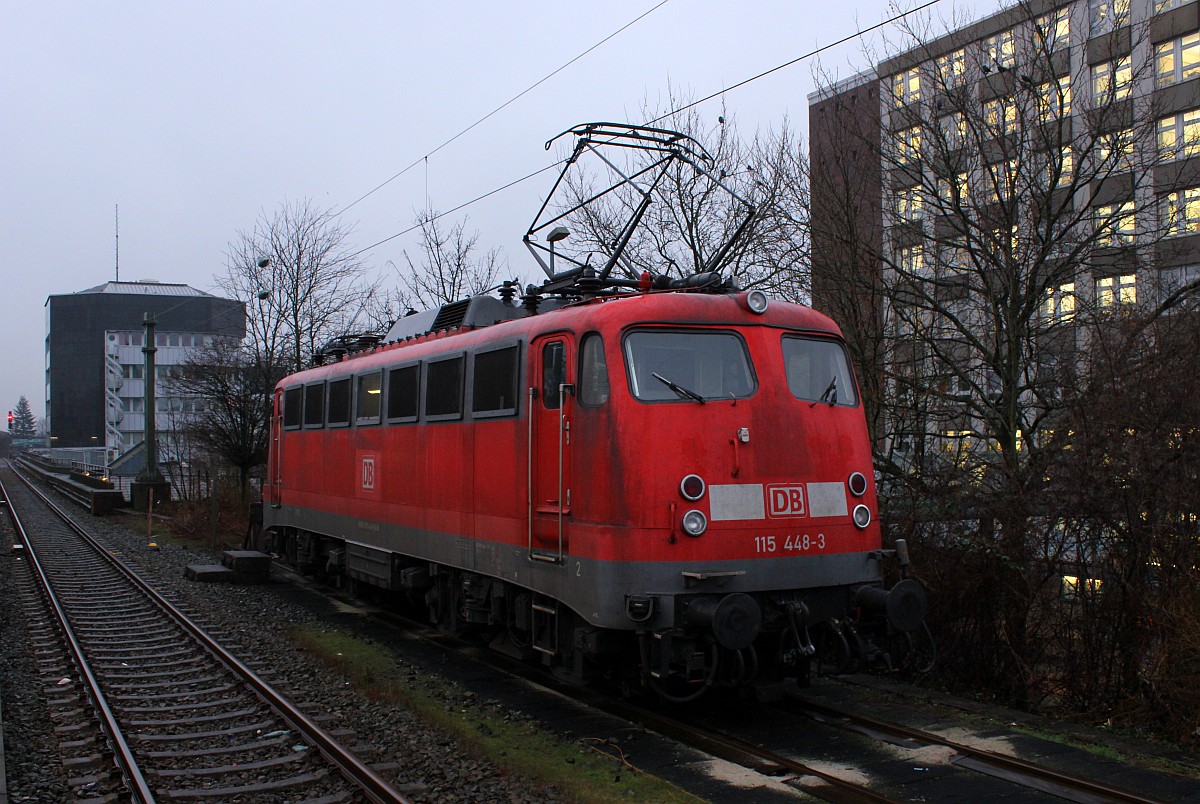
[896,126,922,163]
[1038,76,1072,121]
[1045,282,1077,321]
[895,185,925,221]
[1162,186,1200,235]
[1158,265,1200,303]
[1091,56,1132,103]
[897,243,926,275]
[937,171,970,203]
[1035,8,1070,51]
[1043,146,1075,187]
[936,48,966,86]
[1096,274,1137,307]
[984,96,1018,133]
[1099,128,1136,170]
[1156,0,1184,13]
[1157,108,1200,159]
[982,29,1016,68]
[1155,32,1200,88]
[892,66,921,106]
[986,159,1019,202]
[1090,0,1130,34]
[1095,201,1137,246]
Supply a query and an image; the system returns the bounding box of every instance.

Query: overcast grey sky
[2,0,997,421]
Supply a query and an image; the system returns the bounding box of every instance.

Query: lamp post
[132,312,170,511]
[547,226,570,275]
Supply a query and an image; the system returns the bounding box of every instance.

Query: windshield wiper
[652,372,706,404]
[811,376,838,407]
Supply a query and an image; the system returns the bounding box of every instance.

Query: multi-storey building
[809,0,1200,466]
[45,280,245,455]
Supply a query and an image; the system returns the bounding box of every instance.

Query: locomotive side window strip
[425,355,465,420]
[781,335,859,407]
[385,363,420,423]
[356,371,382,425]
[471,344,520,417]
[623,329,757,402]
[579,333,610,406]
[303,383,325,428]
[283,386,302,429]
[327,377,352,427]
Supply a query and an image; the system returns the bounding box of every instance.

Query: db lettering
[768,485,806,517]
[361,456,376,491]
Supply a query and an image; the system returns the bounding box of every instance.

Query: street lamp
[547,226,570,275]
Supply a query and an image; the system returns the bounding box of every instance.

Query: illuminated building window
[1038,75,1072,121]
[1090,0,1129,34]
[1156,109,1200,160]
[896,126,921,164]
[1061,574,1104,601]
[982,29,1015,68]
[1092,57,1131,103]
[1035,8,1070,51]
[1156,32,1200,88]
[937,48,966,86]
[1094,201,1136,246]
[1161,186,1200,236]
[897,243,926,275]
[895,186,925,222]
[1045,282,1076,321]
[892,67,921,106]
[984,96,1018,133]
[1096,274,1137,307]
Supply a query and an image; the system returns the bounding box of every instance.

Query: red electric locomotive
[261,124,928,699]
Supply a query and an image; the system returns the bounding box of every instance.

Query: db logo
[361,455,376,491]
[767,485,806,517]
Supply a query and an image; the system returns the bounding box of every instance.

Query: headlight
[848,471,868,497]
[745,289,769,314]
[682,509,708,537]
[680,474,706,501]
[852,504,872,529]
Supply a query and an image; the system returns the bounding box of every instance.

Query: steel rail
[786,696,1164,804]
[0,469,158,802]
[7,464,410,804]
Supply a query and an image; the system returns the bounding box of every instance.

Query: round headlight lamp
[852,504,872,529]
[848,471,868,497]
[745,289,769,314]
[682,509,708,537]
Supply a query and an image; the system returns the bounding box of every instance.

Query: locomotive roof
[280,290,843,386]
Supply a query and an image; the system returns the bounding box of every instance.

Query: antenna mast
[114,204,120,282]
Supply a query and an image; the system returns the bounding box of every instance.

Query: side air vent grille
[431,299,471,331]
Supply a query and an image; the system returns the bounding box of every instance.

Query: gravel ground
[0,501,559,803]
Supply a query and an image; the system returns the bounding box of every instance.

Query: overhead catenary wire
[352,0,946,259]
[338,0,674,216]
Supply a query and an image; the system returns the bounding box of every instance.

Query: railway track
[1,463,409,802]
[10,459,1194,802]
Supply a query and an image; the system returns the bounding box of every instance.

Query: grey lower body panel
[265,504,882,631]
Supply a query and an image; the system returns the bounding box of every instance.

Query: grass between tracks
[289,626,701,803]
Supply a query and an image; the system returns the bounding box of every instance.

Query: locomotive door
[528,336,573,562]
[266,388,283,508]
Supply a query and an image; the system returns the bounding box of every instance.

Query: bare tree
[167,337,289,501]
[811,4,1200,703]
[383,209,504,314]
[221,199,377,374]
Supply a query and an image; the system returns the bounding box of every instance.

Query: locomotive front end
[586,292,931,699]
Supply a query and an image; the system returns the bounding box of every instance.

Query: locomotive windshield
[624,330,756,402]
[782,335,858,407]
